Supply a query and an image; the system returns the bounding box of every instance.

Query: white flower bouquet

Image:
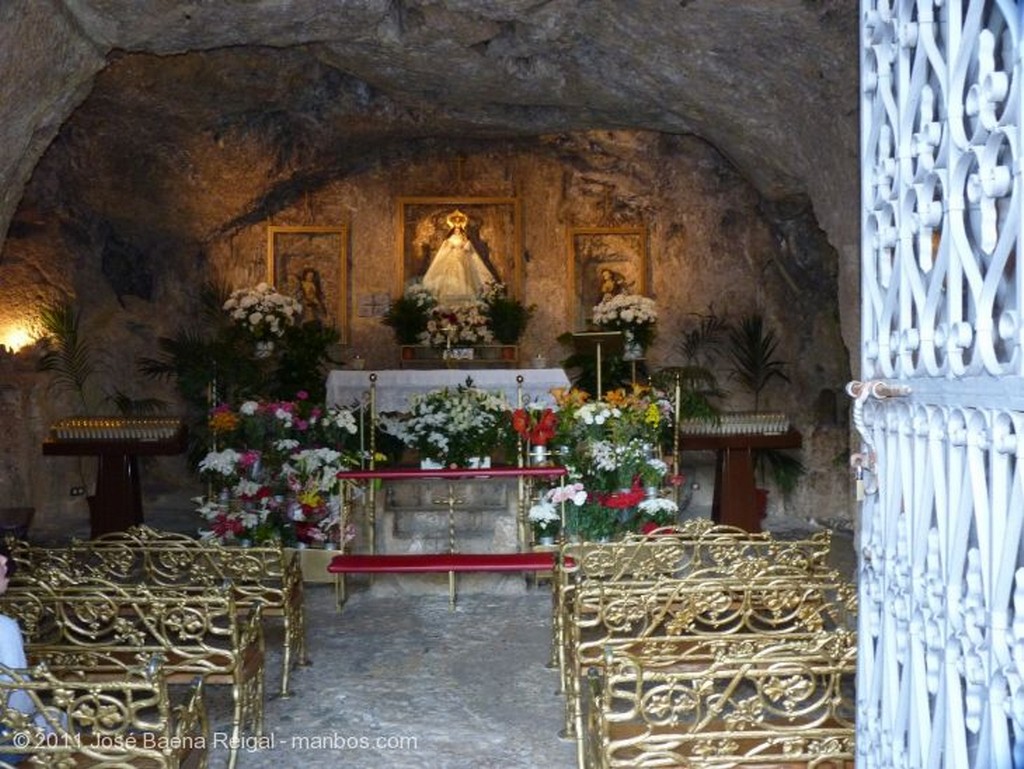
[422,302,495,347]
[381,383,508,467]
[592,293,658,348]
[529,482,588,540]
[223,282,302,340]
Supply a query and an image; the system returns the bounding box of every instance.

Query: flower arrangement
[527,498,560,540]
[382,281,531,348]
[223,283,302,341]
[422,302,494,347]
[380,382,509,467]
[511,406,558,446]
[592,293,658,349]
[528,483,587,542]
[196,392,361,546]
[481,281,532,344]
[640,456,670,488]
[534,384,680,541]
[382,282,437,344]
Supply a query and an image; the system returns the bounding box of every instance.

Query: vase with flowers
[423,302,494,350]
[511,405,558,465]
[527,496,561,545]
[223,282,302,357]
[380,382,508,468]
[592,293,658,360]
[382,282,437,345]
[196,392,361,546]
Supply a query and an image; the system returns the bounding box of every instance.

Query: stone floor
[204,586,576,769]
[23,493,858,769]
[196,522,857,769]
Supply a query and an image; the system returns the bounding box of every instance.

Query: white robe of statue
[422,225,495,306]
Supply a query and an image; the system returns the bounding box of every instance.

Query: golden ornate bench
[586,633,856,768]
[552,522,833,700]
[561,562,856,766]
[0,653,208,769]
[0,580,263,769]
[8,525,305,698]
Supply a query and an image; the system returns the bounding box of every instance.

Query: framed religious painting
[266,225,349,342]
[567,226,648,329]
[396,196,522,302]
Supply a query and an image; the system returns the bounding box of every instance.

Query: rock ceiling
[2,0,859,262]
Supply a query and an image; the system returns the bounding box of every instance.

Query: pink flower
[239,450,261,469]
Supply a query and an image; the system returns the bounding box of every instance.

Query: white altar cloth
[325,368,571,412]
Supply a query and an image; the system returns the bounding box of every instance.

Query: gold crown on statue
[446,210,469,230]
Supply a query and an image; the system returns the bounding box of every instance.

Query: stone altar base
[365,570,536,597]
[364,475,530,597]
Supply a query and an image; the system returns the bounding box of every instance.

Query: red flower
[295,522,325,544]
[511,408,558,445]
[512,409,530,435]
[239,485,272,501]
[600,486,645,509]
[212,514,244,538]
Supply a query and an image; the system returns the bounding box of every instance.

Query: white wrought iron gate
[859,1,1024,766]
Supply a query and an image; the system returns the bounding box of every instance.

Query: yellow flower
[643,403,660,427]
[604,388,628,407]
[209,410,239,433]
[299,490,322,508]
[552,387,589,409]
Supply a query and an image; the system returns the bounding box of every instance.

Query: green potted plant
[38,297,165,416]
[481,281,533,345]
[652,304,729,438]
[382,282,436,345]
[727,313,790,413]
[725,312,805,505]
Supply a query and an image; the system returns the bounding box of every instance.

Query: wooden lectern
[679,428,803,533]
[43,418,188,537]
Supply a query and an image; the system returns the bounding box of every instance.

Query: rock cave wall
[0,0,861,535]
[1,127,851,534]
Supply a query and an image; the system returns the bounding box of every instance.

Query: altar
[325,368,571,412]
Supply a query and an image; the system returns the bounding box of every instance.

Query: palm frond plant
[650,305,729,449]
[677,303,729,370]
[37,298,96,413]
[725,311,803,495]
[38,297,167,417]
[727,313,790,413]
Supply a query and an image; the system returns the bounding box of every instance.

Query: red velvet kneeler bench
[328,552,571,609]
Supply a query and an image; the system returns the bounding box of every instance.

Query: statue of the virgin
[422,210,496,305]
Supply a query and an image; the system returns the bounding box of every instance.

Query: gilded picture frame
[266,225,349,342]
[568,226,648,329]
[396,196,522,299]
